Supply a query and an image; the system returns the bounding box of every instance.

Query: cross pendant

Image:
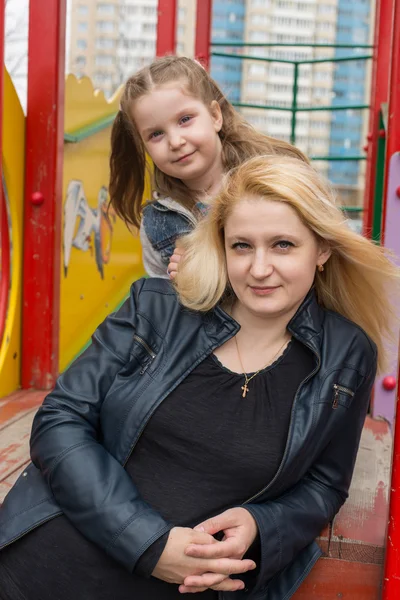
[241,383,249,398]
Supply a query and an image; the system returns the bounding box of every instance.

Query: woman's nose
[250,253,274,278]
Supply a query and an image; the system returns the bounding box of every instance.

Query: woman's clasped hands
[153,508,258,594]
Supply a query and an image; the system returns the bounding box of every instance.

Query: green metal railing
[211,42,373,214]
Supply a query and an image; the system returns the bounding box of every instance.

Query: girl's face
[131,84,224,194]
[224,195,331,323]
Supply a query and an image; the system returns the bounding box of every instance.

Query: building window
[78,22,88,33]
[76,55,86,66]
[96,37,115,49]
[143,23,156,33]
[143,6,157,16]
[97,20,114,32]
[97,4,115,15]
[178,7,186,19]
[95,55,115,66]
[78,4,88,15]
[77,39,87,49]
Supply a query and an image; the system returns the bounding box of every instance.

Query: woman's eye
[232,242,251,250]
[275,240,294,250]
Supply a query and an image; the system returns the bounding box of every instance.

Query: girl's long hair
[175,155,400,374]
[109,56,308,228]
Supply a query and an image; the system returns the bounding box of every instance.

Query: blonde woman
[0,157,397,600]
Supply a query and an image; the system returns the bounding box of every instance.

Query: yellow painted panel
[60,76,146,371]
[0,69,25,397]
[64,74,120,135]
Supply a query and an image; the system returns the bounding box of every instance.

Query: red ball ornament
[31,192,44,206]
[382,376,397,391]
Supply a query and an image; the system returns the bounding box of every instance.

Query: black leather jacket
[0,278,377,600]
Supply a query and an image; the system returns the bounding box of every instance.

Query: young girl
[109,55,308,277]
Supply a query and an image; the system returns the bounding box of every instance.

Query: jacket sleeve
[29,281,172,572]
[244,352,377,587]
[139,222,169,278]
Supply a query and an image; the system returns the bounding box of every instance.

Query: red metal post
[383,351,400,598]
[195,0,213,70]
[0,0,6,346]
[382,0,400,594]
[156,0,177,57]
[380,0,400,245]
[362,0,393,238]
[22,0,66,389]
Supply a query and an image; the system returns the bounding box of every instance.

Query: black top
[0,338,314,600]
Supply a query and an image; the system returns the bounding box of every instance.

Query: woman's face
[224,195,330,322]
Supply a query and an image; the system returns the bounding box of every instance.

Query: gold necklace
[234,336,289,398]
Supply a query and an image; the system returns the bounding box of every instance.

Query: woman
[0,156,397,600]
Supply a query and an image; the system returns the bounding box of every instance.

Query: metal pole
[156,0,177,57]
[195,0,213,70]
[0,0,6,347]
[290,63,299,145]
[382,0,400,595]
[380,0,400,245]
[22,0,66,389]
[363,0,394,238]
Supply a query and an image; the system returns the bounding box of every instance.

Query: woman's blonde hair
[175,155,400,373]
[109,56,308,228]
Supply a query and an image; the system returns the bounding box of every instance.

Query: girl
[109,55,308,277]
[0,156,398,600]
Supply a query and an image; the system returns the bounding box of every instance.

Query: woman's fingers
[179,575,245,593]
[185,538,239,559]
[182,573,227,588]
[205,557,256,576]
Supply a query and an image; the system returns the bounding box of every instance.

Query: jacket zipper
[133,334,157,375]
[332,383,354,409]
[241,343,320,506]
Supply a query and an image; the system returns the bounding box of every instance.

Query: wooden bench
[0,393,391,598]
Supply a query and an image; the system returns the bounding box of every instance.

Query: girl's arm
[140,222,170,278]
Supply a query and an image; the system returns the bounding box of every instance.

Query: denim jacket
[140,196,206,277]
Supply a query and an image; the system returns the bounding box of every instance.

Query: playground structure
[0,0,399,597]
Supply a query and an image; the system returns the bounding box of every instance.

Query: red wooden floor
[0,392,391,598]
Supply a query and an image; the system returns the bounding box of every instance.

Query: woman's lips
[250,286,280,295]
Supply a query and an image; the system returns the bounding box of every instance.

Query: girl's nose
[169,133,185,150]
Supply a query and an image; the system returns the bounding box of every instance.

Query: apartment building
[69,0,196,98]
[241,0,338,178]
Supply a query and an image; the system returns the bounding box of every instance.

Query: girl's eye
[232,242,251,251]
[149,130,163,140]
[275,240,294,250]
[180,115,192,125]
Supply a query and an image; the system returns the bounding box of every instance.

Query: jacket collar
[203,287,324,357]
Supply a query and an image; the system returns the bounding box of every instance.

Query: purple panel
[372,152,400,426]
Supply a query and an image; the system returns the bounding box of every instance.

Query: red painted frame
[382,0,400,595]
[363,0,393,238]
[0,0,6,347]
[380,0,400,245]
[156,0,177,57]
[22,0,66,389]
[195,0,213,70]
[0,184,9,349]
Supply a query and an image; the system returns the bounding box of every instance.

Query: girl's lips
[174,151,196,163]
